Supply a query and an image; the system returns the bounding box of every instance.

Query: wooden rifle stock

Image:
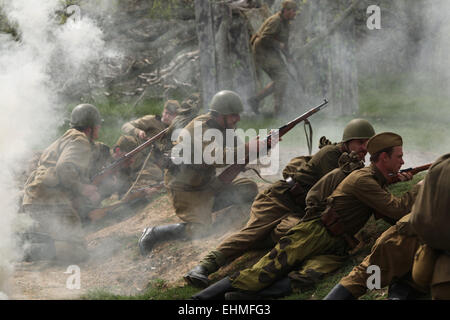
[91,128,169,186]
[389,163,432,184]
[218,99,329,184]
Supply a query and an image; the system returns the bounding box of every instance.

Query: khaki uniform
[198,143,347,273]
[120,115,168,187]
[230,164,419,292]
[22,128,95,262]
[164,113,258,236]
[339,215,450,299]
[340,154,450,300]
[252,12,291,112]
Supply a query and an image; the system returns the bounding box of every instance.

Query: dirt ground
[10,147,438,300]
[10,173,272,300]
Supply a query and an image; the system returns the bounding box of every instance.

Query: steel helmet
[70,104,103,128]
[342,119,375,142]
[209,90,244,115]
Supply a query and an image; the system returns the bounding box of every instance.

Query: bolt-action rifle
[217,99,329,184]
[388,163,432,184]
[91,128,169,186]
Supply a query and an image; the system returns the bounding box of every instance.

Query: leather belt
[320,206,359,249]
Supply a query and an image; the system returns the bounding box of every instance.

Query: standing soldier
[248,0,298,115]
[325,153,450,300]
[119,100,180,187]
[191,132,421,300]
[138,90,259,255]
[21,104,103,263]
[184,119,375,288]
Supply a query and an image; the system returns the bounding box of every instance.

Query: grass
[81,279,198,300]
[78,174,426,301]
[72,73,438,300]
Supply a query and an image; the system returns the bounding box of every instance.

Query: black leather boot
[323,284,356,300]
[388,281,418,300]
[225,277,292,300]
[184,265,210,288]
[138,223,187,255]
[191,277,233,300]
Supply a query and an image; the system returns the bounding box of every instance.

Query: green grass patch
[81,279,197,300]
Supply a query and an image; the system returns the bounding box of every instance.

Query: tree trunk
[195,0,258,112]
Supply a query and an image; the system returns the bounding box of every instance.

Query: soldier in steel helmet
[119,100,180,188]
[184,118,375,288]
[21,104,104,263]
[248,0,298,115]
[138,90,259,255]
[191,132,421,300]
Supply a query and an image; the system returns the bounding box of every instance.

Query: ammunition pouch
[320,206,359,249]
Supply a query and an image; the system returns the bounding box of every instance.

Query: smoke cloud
[0,0,120,298]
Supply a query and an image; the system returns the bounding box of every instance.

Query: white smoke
[0,0,120,298]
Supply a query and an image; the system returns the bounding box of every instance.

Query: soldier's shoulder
[63,128,90,143]
[260,12,281,30]
[189,113,214,126]
[268,12,282,22]
[139,114,158,122]
[346,166,372,182]
[314,143,342,159]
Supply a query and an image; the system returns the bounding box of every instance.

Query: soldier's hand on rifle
[395,171,413,182]
[137,129,147,140]
[81,184,101,205]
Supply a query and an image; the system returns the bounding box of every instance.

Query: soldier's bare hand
[396,171,413,182]
[138,130,147,140]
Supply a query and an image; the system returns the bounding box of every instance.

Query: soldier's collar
[370,163,388,186]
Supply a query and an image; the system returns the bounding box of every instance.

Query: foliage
[80,279,198,300]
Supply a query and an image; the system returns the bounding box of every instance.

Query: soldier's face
[283,9,297,20]
[384,146,405,174]
[162,109,177,125]
[224,113,241,129]
[92,125,101,140]
[347,139,369,161]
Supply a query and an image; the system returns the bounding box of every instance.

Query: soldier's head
[112,135,138,166]
[281,0,298,20]
[161,100,180,125]
[70,104,103,141]
[209,90,244,129]
[367,132,404,176]
[341,119,375,161]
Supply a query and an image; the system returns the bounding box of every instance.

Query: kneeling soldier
[21,104,103,263]
[138,90,259,255]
